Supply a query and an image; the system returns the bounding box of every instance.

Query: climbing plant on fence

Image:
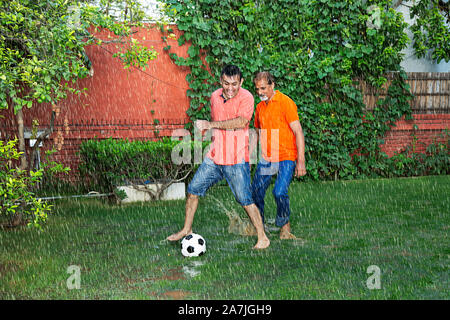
[160,0,423,180]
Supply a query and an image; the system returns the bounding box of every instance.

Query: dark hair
[253,71,275,85]
[221,64,243,80]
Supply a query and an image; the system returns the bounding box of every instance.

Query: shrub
[381,130,449,178]
[78,137,209,194]
[0,139,51,229]
[423,130,450,175]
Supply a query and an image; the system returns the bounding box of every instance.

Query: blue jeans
[251,159,296,227]
[187,157,254,206]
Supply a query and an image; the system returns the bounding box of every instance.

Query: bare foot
[166,229,192,241]
[279,222,297,240]
[253,236,270,249]
[280,231,298,240]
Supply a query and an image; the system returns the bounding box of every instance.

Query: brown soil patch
[161,290,191,300]
[122,267,186,286]
[0,261,22,276]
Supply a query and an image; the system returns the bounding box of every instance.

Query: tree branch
[30,110,56,171]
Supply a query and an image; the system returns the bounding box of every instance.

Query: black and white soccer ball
[181,233,206,257]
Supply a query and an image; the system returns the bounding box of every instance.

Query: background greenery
[78,138,208,193]
[0,0,158,171]
[76,131,449,195]
[0,0,162,225]
[1,1,449,228]
[0,139,51,229]
[1,175,448,299]
[160,0,449,181]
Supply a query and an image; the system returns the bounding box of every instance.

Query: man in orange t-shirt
[167,65,270,249]
[252,71,306,239]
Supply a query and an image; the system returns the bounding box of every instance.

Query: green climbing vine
[160,0,448,180]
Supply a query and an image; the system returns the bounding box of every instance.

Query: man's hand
[289,120,307,178]
[195,120,211,131]
[295,159,307,178]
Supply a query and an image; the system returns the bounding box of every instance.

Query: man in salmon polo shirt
[252,71,307,240]
[167,65,270,249]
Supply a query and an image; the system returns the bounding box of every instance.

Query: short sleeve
[284,97,299,124]
[254,106,260,128]
[209,89,220,121]
[237,91,254,121]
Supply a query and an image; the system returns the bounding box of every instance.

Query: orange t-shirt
[254,90,299,162]
[206,87,254,165]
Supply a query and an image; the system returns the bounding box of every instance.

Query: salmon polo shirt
[254,90,300,162]
[206,87,254,165]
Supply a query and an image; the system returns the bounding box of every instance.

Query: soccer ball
[181,233,206,257]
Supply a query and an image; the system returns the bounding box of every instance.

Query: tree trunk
[16,108,28,171]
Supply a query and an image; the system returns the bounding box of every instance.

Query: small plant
[0,139,51,229]
[423,129,450,175]
[379,129,449,177]
[113,187,128,201]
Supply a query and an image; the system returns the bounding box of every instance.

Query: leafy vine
[159,0,447,180]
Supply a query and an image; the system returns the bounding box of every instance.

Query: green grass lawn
[1,175,449,299]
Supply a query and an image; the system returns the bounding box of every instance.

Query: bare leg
[243,204,270,249]
[166,193,199,241]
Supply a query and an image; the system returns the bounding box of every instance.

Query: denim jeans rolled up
[251,159,296,227]
[187,156,254,206]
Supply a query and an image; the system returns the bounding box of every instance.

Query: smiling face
[254,79,275,102]
[220,74,244,100]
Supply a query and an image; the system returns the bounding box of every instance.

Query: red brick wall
[380,114,449,156]
[0,25,191,178]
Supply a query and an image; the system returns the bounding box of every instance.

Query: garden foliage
[78,138,208,193]
[382,130,449,177]
[410,0,450,63]
[0,0,157,112]
[0,139,50,229]
[0,0,159,172]
[160,0,448,180]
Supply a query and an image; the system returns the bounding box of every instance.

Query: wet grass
[1,175,449,299]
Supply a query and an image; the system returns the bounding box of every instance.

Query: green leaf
[187,45,199,57]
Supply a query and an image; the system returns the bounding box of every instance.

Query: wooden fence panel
[408,72,450,114]
[360,72,450,114]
